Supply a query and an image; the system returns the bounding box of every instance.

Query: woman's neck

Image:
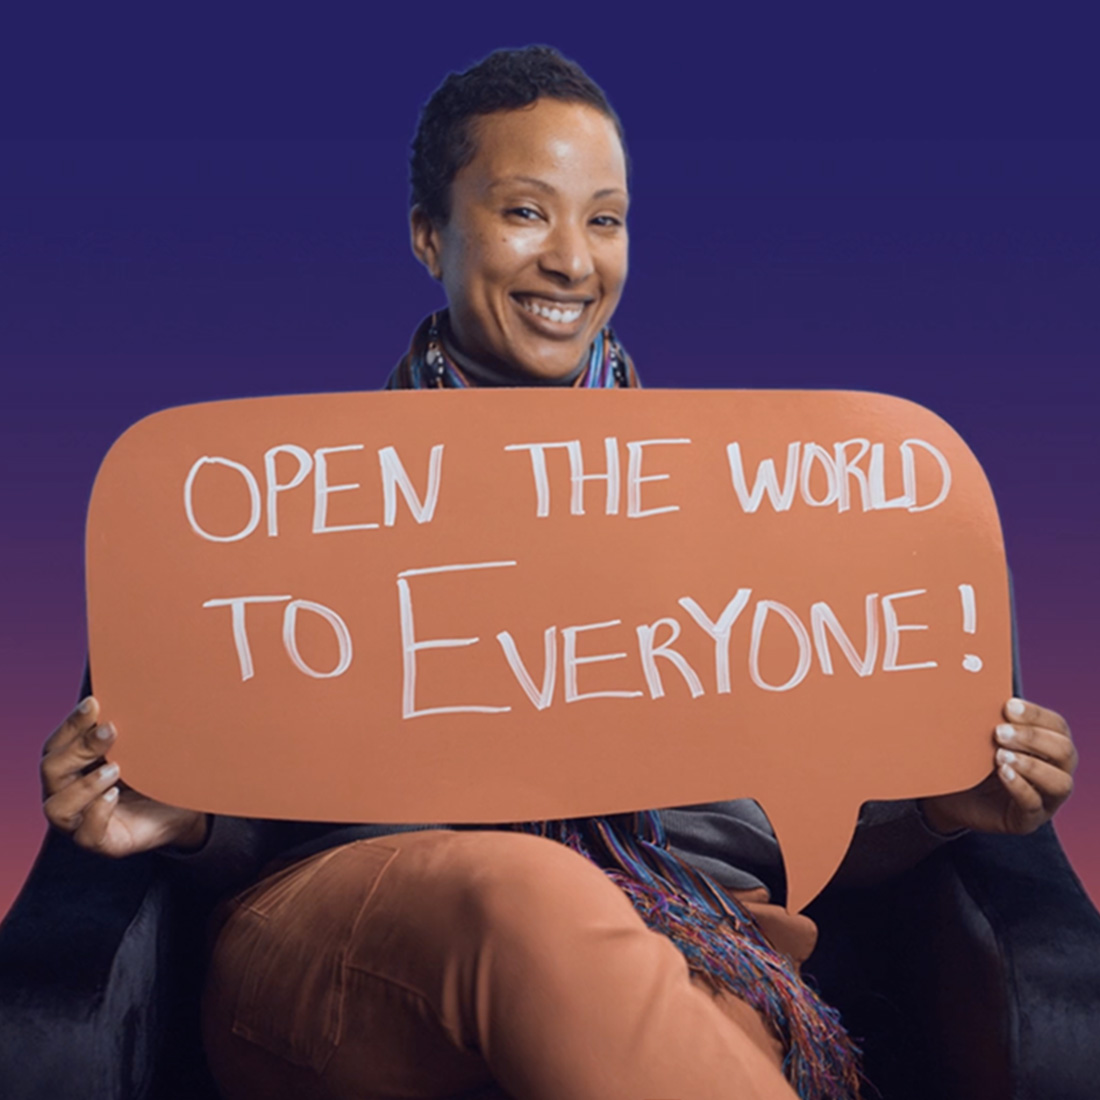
[440,313,587,388]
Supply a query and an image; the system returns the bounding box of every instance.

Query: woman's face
[411,98,629,381]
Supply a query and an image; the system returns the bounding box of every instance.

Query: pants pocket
[213,841,399,1073]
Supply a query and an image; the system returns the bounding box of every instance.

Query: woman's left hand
[918,697,1078,836]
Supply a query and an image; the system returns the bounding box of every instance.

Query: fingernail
[99,763,119,782]
[1006,698,1026,718]
[996,723,1017,742]
[103,787,119,803]
[996,748,1017,766]
[95,722,114,741]
[78,697,93,714]
[1001,763,1017,781]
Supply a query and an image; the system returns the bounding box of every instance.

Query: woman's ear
[410,205,444,281]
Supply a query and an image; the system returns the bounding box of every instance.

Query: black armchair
[2,817,1099,1100]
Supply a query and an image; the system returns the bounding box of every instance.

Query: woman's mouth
[513,294,589,327]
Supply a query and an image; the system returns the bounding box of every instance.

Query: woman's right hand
[41,695,209,857]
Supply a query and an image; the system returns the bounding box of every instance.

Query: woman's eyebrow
[488,176,628,201]
[488,175,558,194]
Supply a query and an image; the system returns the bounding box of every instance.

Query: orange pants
[202,829,813,1100]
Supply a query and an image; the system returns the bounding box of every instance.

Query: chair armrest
[931,824,1100,1100]
[0,830,172,1099]
[806,823,1100,1100]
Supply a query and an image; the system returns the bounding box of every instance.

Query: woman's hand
[918,697,1077,836]
[41,695,209,857]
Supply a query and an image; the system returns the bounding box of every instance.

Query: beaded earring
[607,326,629,387]
[424,313,447,387]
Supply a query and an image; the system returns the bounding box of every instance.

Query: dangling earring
[606,326,628,387]
[425,313,447,387]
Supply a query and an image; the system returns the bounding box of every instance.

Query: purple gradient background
[2,11,1098,920]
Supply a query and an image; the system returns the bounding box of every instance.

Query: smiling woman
[410,97,629,382]
[33,43,1081,1100]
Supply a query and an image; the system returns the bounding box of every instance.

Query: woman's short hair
[410,45,628,225]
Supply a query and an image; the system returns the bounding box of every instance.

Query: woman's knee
[429,831,636,934]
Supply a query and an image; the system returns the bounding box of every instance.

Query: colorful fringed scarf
[385,310,639,391]
[387,311,863,1100]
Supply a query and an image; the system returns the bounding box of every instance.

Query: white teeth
[519,297,584,323]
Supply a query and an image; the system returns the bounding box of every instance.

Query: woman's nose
[538,219,594,284]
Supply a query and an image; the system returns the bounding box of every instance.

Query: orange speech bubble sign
[88,389,1009,911]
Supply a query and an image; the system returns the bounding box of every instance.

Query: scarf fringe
[513,815,863,1100]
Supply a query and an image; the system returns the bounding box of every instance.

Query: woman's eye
[592,215,624,228]
[507,206,541,220]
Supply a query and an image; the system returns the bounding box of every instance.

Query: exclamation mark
[959,584,982,672]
